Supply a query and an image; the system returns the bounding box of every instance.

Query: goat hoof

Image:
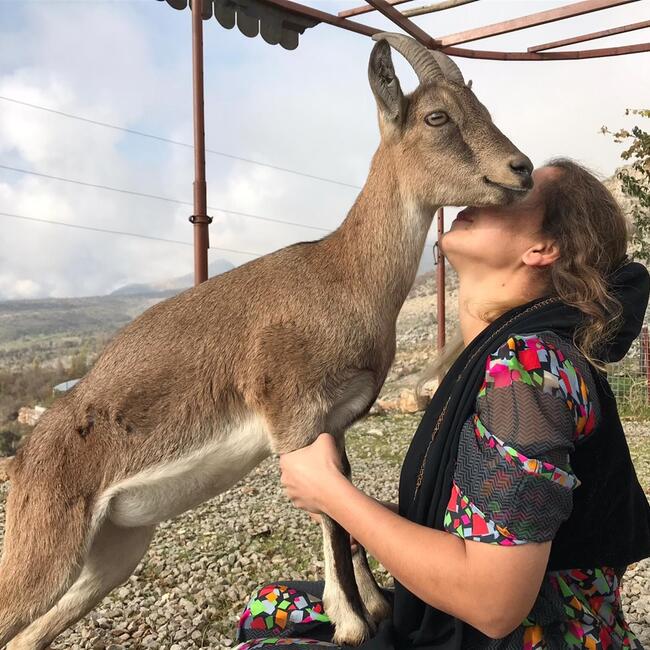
[332,616,373,647]
[365,592,392,626]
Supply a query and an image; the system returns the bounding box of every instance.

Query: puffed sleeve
[444,333,595,545]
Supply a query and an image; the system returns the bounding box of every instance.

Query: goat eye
[425,111,449,127]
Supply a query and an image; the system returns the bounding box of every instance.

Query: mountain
[110,258,235,296]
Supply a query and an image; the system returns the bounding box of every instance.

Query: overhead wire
[0,164,332,234]
[0,96,363,190]
[0,163,438,246]
[0,211,262,257]
[0,99,438,251]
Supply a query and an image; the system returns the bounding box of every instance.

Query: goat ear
[368,40,406,127]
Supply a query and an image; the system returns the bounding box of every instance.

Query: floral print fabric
[238,583,330,638]
[446,332,642,649]
[235,583,336,649]
[236,639,337,649]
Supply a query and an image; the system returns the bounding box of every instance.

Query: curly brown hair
[539,157,629,365]
[418,158,630,391]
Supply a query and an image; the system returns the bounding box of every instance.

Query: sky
[0,0,648,300]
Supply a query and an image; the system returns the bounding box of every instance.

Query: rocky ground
[0,415,649,649]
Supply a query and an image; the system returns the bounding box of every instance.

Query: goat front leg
[339,446,392,627]
[321,514,374,646]
[274,435,372,644]
[263,393,374,644]
[319,443,392,642]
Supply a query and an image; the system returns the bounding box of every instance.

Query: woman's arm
[280,434,549,638]
[309,499,399,552]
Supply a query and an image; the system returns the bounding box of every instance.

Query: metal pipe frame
[435,0,640,47]
[262,0,650,60]
[402,0,478,20]
[340,0,474,19]
[436,208,446,351]
[528,18,650,52]
[191,0,211,286]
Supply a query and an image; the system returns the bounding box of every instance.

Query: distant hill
[110,258,234,296]
[0,259,235,370]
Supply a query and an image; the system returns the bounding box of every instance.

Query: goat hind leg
[0,483,89,647]
[7,519,155,650]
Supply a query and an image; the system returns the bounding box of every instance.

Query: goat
[0,33,533,649]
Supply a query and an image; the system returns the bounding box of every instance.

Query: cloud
[0,0,648,299]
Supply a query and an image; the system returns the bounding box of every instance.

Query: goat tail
[0,457,14,483]
[0,471,91,646]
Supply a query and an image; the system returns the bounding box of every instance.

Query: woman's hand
[279,433,346,515]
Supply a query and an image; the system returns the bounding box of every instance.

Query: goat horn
[428,50,465,86]
[372,32,443,85]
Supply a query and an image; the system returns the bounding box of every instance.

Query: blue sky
[0,0,648,299]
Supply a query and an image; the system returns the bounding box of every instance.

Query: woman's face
[441,166,558,276]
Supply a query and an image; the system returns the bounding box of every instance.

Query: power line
[0,98,437,245]
[0,211,261,257]
[0,96,363,190]
[1,207,436,257]
[0,163,332,234]
[0,165,438,247]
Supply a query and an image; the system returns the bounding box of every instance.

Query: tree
[0,429,21,456]
[602,109,650,263]
[70,351,88,378]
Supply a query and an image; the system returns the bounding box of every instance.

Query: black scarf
[357,261,650,650]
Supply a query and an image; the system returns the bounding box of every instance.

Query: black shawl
[356,260,650,650]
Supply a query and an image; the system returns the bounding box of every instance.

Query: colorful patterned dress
[235,332,642,649]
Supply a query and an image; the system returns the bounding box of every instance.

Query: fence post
[642,326,650,405]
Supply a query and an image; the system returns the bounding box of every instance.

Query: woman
[234,159,650,649]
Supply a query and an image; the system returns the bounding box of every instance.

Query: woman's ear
[522,239,560,268]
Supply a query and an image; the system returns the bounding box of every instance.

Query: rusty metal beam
[191,0,648,61]
[443,41,650,59]
[259,0,379,36]
[436,208,446,351]
[437,0,640,47]
[364,0,438,47]
[528,18,650,52]
[202,0,650,60]
[403,0,478,19]
[339,0,472,20]
[192,0,210,286]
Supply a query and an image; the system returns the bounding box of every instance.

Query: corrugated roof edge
[158,0,320,50]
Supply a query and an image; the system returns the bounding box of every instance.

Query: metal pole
[436,207,446,350]
[191,0,211,286]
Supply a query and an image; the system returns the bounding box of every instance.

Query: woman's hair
[418,157,630,391]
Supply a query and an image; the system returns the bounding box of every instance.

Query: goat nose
[509,154,533,188]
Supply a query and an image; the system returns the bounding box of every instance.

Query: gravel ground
[0,415,648,649]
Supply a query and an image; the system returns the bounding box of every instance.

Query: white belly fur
[95,414,272,529]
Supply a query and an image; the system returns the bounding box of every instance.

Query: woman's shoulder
[481,331,598,442]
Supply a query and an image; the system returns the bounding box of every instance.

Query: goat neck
[328,147,437,320]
